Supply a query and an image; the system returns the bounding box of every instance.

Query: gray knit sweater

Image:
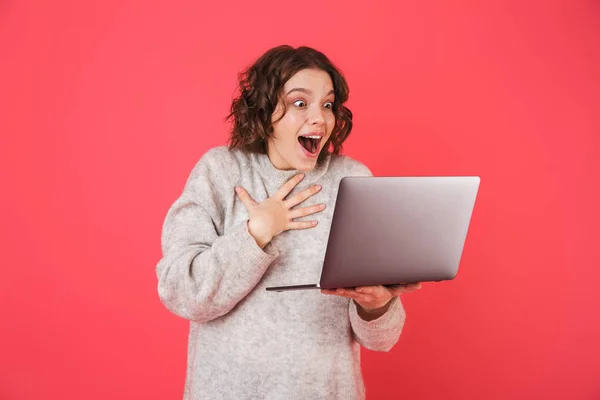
[156,146,406,400]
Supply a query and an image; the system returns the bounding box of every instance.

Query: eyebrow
[286,88,335,96]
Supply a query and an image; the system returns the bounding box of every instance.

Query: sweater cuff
[229,220,279,276]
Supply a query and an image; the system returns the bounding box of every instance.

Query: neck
[249,150,332,190]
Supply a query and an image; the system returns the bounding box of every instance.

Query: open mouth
[298,135,322,155]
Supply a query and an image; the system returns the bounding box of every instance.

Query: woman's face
[267,68,336,171]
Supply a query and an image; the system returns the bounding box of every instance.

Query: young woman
[156,45,421,400]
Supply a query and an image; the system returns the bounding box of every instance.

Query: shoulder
[196,145,239,170]
[328,152,373,177]
[187,145,242,187]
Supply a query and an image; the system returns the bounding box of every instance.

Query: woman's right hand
[234,174,325,249]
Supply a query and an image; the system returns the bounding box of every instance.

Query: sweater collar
[251,150,332,189]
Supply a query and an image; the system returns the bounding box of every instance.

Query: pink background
[1,1,598,399]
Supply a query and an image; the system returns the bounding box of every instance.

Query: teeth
[302,135,321,139]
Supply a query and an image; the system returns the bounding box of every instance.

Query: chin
[291,142,326,171]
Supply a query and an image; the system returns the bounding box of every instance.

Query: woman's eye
[293,100,306,108]
[324,102,334,109]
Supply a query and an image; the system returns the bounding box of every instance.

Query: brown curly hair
[226,45,353,163]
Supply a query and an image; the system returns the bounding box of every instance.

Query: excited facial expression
[267,68,336,171]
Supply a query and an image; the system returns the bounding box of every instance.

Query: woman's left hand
[321,283,422,312]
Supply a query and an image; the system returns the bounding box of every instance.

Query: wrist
[355,298,393,321]
[361,299,392,313]
[247,220,272,249]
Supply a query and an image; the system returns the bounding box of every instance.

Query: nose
[308,104,325,125]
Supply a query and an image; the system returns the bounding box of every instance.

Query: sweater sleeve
[156,150,279,322]
[349,296,406,352]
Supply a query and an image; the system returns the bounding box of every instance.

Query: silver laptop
[265,176,480,292]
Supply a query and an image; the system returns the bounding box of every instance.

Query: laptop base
[265,284,321,292]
